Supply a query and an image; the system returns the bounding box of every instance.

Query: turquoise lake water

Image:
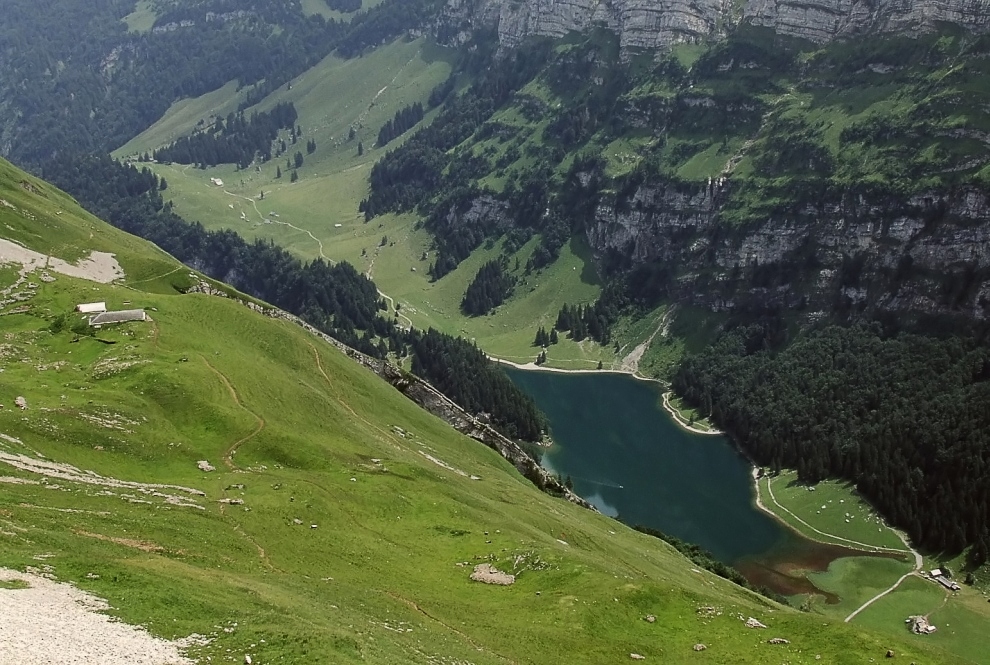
[504,367,898,597]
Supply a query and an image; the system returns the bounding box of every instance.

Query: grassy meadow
[110,37,624,367]
[0,156,968,663]
[754,470,990,660]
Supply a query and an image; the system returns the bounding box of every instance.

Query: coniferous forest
[376,102,425,148]
[673,323,990,558]
[153,103,298,168]
[461,259,515,316]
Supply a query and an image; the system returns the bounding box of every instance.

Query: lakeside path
[751,468,924,622]
[496,355,925,623]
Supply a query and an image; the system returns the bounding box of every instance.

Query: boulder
[470,563,515,585]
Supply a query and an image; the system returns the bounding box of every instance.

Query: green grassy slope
[112,37,606,366]
[0,159,968,662]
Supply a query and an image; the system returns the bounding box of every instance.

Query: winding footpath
[221,188,414,330]
[200,357,266,470]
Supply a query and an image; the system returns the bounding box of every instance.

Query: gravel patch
[0,238,124,283]
[0,567,195,664]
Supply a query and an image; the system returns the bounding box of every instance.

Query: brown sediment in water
[734,539,908,602]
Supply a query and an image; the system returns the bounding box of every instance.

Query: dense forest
[410,329,546,441]
[0,0,442,165]
[461,259,515,316]
[153,102,298,168]
[41,154,547,444]
[553,300,617,345]
[673,323,990,558]
[376,102,425,148]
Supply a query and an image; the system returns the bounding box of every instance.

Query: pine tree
[358,141,364,156]
[290,169,299,183]
[276,166,282,179]
[550,328,559,344]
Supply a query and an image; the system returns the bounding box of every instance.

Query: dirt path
[843,524,923,622]
[200,357,265,470]
[660,392,723,435]
[230,521,281,573]
[382,590,516,663]
[354,52,419,128]
[126,265,184,286]
[197,358,283,572]
[752,470,923,622]
[224,188,416,333]
[843,569,920,623]
[374,288,414,330]
[489,356,656,379]
[761,472,917,558]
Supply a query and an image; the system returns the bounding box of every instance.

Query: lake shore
[490,355,727,436]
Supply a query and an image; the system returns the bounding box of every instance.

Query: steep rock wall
[586,182,990,320]
[744,0,990,43]
[439,0,990,49]
[438,0,731,49]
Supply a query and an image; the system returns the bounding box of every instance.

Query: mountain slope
[0,160,964,663]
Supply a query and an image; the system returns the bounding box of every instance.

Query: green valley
[0,157,964,663]
[4,0,990,660]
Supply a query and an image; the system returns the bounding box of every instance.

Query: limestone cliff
[744,0,990,43]
[586,181,990,321]
[438,0,732,50]
[438,0,990,49]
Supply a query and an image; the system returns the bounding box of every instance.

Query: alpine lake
[504,367,904,602]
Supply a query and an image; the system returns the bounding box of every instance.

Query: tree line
[153,102,298,168]
[673,323,990,558]
[0,0,444,167]
[461,259,515,316]
[41,154,547,445]
[377,102,425,147]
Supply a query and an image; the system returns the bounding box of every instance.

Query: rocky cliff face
[438,0,732,50]
[744,0,990,43]
[439,0,990,49]
[587,182,990,321]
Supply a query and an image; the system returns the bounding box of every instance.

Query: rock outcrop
[438,0,990,51]
[583,180,990,322]
[438,0,732,50]
[745,0,990,43]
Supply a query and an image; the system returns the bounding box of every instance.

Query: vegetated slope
[108,33,607,368]
[41,154,547,443]
[0,155,961,665]
[365,27,990,330]
[0,0,443,166]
